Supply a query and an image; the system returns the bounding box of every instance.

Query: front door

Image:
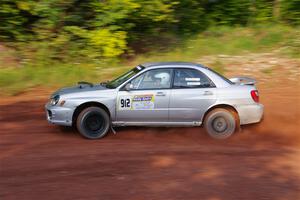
[116,68,172,124]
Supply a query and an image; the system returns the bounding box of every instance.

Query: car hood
[52,83,108,97]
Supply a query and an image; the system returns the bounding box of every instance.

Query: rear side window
[173,68,215,88]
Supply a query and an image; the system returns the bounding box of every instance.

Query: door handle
[203,91,213,95]
[156,92,166,96]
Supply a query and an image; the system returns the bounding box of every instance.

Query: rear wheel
[204,108,238,139]
[76,107,110,139]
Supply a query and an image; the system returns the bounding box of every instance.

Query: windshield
[106,65,145,89]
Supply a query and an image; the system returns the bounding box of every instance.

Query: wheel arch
[202,104,240,125]
[72,101,111,126]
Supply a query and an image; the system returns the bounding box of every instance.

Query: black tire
[204,108,238,139]
[76,107,110,139]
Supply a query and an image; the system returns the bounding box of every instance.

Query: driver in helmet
[153,71,170,88]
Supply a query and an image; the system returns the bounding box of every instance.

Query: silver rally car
[45,62,264,139]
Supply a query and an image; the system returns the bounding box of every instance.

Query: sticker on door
[118,94,155,110]
[132,94,155,110]
[119,96,132,110]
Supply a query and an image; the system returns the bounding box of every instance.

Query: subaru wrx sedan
[45,62,264,139]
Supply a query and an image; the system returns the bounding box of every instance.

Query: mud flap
[111,125,117,134]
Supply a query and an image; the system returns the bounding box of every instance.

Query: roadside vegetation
[0,0,299,95]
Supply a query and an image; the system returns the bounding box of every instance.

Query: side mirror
[124,83,133,91]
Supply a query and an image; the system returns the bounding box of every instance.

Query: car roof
[140,62,205,69]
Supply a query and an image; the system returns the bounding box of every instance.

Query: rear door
[116,68,172,123]
[169,68,217,123]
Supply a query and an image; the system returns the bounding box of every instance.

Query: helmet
[154,72,170,85]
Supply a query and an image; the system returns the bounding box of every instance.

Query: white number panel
[118,96,132,110]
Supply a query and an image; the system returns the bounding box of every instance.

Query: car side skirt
[112,121,202,127]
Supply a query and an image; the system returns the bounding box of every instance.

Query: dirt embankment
[0,54,299,200]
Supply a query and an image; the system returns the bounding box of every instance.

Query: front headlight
[50,95,60,106]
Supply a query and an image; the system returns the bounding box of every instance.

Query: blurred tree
[206,0,252,25]
[281,0,300,25]
[0,0,299,61]
[0,0,33,41]
[251,0,275,23]
[172,0,207,34]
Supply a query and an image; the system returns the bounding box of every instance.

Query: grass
[0,64,129,95]
[130,24,299,64]
[0,24,299,96]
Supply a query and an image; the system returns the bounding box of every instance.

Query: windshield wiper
[100,81,109,86]
[78,81,93,88]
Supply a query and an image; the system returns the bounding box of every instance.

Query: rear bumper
[45,103,73,126]
[235,103,264,125]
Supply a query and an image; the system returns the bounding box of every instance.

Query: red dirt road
[0,84,300,200]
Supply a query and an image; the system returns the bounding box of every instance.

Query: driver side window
[130,69,172,90]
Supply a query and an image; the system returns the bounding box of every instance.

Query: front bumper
[45,103,74,126]
[235,103,264,125]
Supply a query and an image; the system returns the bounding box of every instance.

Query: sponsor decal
[185,78,200,81]
[118,94,155,110]
[132,94,155,110]
[187,82,201,85]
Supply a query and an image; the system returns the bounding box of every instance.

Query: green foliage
[0,0,176,61]
[172,0,207,34]
[281,0,300,25]
[251,0,275,23]
[0,0,28,40]
[206,0,253,25]
[1,0,299,63]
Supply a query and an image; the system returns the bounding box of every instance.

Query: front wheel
[76,107,110,139]
[204,108,238,139]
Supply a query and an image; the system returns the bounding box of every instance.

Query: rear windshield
[206,68,233,84]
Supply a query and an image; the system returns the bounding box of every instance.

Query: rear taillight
[251,90,259,103]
